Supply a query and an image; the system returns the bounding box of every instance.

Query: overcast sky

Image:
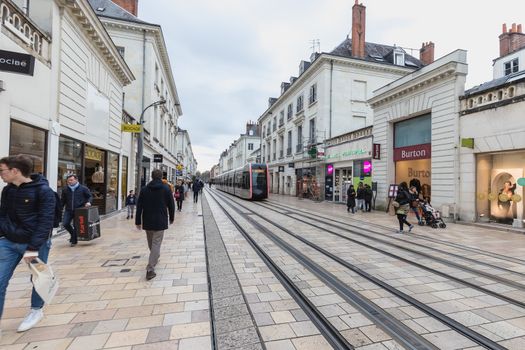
[139,0,525,172]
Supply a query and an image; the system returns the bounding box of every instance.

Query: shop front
[296,166,319,200]
[57,136,121,215]
[324,128,373,203]
[476,151,525,226]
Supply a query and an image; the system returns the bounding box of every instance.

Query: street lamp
[137,99,166,195]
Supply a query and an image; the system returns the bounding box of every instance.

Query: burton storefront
[324,127,373,203]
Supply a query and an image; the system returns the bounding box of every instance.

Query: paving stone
[215,326,261,349]
[212,294,246,309]
[214,314,255,335]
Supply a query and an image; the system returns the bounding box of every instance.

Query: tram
[215,163,269,200]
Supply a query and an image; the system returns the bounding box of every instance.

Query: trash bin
[74,207,101,241]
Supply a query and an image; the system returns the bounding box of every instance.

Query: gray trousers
[146,230,164,272]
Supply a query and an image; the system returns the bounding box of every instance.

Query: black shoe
[146,270,156,280]
[126,216,129,219]
[131,215,133,218]
[70,243,77,247]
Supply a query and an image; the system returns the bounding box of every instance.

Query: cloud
[140,0,525,171]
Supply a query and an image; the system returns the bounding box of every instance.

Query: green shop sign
[325,149,367,160]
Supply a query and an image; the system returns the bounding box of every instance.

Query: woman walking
[174,180,185,212]
[347,184,356,213]
[409,185,422,225]
[394,182,414,233]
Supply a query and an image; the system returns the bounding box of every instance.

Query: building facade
[369,50,468,217]
[459,23,525,227]
[258,1,425,200]
[1,0,135,214]
[176,128,197,180]
[219,122,260,173]
[89,0,183,187]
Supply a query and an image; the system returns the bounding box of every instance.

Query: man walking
[125,190,136,219]
[0,155,56,334]
[193,178,203,203]
[135,169,175,280]
[60,174,92,246]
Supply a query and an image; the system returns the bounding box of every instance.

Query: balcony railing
[1,0,51,61]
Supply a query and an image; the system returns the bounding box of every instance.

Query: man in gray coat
[135,169,175,280]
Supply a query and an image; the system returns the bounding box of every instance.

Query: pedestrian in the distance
[409,185,422,225]
[61,174,92,246]
[364,184,373,212]
[346,184,356,213]
[135,169,175,280]
[394,182,414,233]
[0,155,56,333]
[125,190,136,219]
[183,181,189,199]
[174,180,185,212]
[193,178,203,203]
[356,182,365,211]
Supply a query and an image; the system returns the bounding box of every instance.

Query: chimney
[419,41,435,65]
[351,0,366,59]
[111,0,138,16]
[499,22,525,57]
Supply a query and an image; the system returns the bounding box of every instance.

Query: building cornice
[57,0,134,85]
[257,53,415,123]
[100,17,182,116]
[369,49,468,108]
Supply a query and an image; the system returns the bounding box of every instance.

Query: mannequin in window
[498,180,516,220]
[91,163,104,184]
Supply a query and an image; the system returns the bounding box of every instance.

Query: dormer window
[394,49,405,66]
[504,58,519,76]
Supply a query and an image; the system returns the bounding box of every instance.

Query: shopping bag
[28,258,59,304]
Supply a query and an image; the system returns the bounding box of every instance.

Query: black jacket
[61,184,92,212]
[174,185,184,201]
[135,179,175,230]
[0,174,56,251]
[346,187,356,207]
[356,187,365,199]
[395,188,411,205]
[192,180,203,193]
[125,195,137,206]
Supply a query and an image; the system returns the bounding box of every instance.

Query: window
[296,95,304,113]
[248,143,254,151]
[279,135,284,158]
[287,131,292,155]
[394,114,431,148]
[116,46,125,58]
[504,58,519,76]
[394,51,405,66]
[279,110,284,126]
[272,139,277,160]
[297,125,303,147]
[273,117,277,131]
[309,83,317,104]
[287,104,293,120]
[309,118,316,144]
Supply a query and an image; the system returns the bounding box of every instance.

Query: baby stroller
[420,200,446,228]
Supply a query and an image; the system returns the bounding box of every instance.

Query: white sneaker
[17,309,44,332]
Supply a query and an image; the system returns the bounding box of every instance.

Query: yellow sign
[121,124,142,133]
[85,146,104,162]
[176,164,183,171]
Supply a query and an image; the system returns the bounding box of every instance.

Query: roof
[330,37,424,69]
[464,70,525,96]
[87,0,156,26]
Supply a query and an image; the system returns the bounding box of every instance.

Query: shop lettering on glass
[85,147,103,161]
[393,143,431,161]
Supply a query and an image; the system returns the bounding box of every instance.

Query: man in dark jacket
[193,178,203,203]
[135,169,175,280]
[61,174,92,246]
[0,155,56,333]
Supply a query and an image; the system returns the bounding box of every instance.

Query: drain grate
[131,256,141,259]
[120,268,131,273]
[102,259,129,267]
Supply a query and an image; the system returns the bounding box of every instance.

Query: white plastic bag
[28,258,59,304]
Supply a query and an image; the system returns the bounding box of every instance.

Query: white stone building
[258,1,426,200]
[369,50,468,216]
[176,128,196,179]
[88,0,183,186]
[1,0,135,214]
[459,23,525,227]
[218,122,260,173]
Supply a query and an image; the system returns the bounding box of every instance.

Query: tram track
[270,200,525,267]
[257,201,525,299]
[208,189,507,350]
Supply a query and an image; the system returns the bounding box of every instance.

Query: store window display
[9,121,46,175]
[84,145,107,213]
[57,136,82,197]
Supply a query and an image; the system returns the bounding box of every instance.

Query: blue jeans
[0,237,51,319]
[63,210,76,244]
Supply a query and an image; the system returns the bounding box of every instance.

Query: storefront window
[476,152,525,225]
[106,152,119,213]
[57,136,83,197]
[121,156,128,205]
[353,159,372,187]
[9,121,46,175]
[85,145,107,214]
[394,114,431,148]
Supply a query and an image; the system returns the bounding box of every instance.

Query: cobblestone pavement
[2,190,525,349]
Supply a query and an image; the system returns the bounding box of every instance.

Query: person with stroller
[394,182,414,233]
[347,184,356,213]
[409,185,423,225]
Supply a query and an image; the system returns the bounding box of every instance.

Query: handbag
[28,258,59,304]
[392,200,400,208]
[174,191,180,199]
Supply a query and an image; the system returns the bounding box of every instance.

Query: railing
[0,0,51,61]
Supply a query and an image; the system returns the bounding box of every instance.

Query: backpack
[39,188,63,228]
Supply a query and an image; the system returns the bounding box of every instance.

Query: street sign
[373,143,381,159]
[153,154,163,163]
[121,124,142,133]
[0,49,35,76]
[176,164,183,171]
